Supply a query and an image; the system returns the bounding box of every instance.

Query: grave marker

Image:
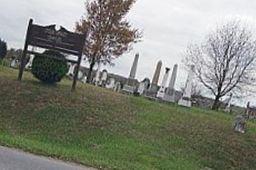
[178,65,195,107]
[123,53,140,93]
[163,64,178,102]
[150,60,162,94]
[157,67,170,99]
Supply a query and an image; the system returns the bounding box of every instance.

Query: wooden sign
[18,19,87,91]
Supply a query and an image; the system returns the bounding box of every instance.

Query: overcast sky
[1,0,256,105]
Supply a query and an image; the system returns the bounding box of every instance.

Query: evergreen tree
[0,39,7,60]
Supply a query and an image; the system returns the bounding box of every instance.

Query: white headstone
[94,63,102,86]
[100,70,108,87]
[233,115,246,134]
[67,64,76,76]
[78,71,84,80]
[106,78,116,89]
[178,65,195,107]
[101,71,108,81]
[25,55,35,69]
[163,64,178,102]
[137,78,151,95]
[137,82,146,95]
[82,76,87,84]
[224,93,233,113]
[114,82,122,92]
[10,59,17,68]
[157,68,170,99]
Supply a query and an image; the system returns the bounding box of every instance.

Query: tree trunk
[86,61,95,84]
[212,95,221,110]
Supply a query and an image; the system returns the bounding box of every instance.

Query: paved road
[0,146,95,170]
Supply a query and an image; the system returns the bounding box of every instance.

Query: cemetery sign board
[18,19,87,91]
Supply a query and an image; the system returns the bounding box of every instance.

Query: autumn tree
[184,21,256,110]
[76,0,142,83]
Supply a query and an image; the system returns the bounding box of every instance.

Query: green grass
[0,65,256,170]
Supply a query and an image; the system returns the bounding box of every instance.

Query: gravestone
[163,64,178,102]
[67,63,76,76]
[100,70,108,87]
[82,76,87,84]
[137,82,145,95]
[114,82,122,92]
[123,53,139,94]
[137,78,151,95]
[25,55,35,69]
[224,93,233,113]
[178,65,195,107]
[78,70,84,80]
[233,114,247,134]
[157,67,170,99]
[129,53,139,79]
[149,60,162,95]
[106,78,116,89]
[245,102,256,119]
[10,59,18,68]
[94,63,102,86]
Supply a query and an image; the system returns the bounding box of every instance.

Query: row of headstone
[99,72,122,93]
[119,54,197,107]
[65,53,197,108]
[13,52,197,109]
[120,54,193,107]
[10,55,34,69]
[66,62,123,93]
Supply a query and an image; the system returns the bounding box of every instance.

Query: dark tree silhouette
[0,39,7,60]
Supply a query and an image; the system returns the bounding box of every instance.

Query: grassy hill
[0,65,256,170]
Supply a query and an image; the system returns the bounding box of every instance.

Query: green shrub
[31,50,68,84]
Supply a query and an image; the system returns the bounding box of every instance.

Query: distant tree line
[6,48,23,60]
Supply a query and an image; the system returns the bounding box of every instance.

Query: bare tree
[76,0,142,83]
[184,21,256,110]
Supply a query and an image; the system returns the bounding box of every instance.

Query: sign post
[18,19,87,91]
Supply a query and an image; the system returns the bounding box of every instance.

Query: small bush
[31,50,68,84]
